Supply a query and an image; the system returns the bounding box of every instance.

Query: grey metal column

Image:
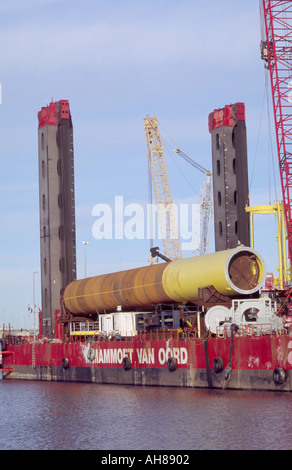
[37,100,76,338]
[209,103,250,252]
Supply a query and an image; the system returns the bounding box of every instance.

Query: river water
[0,380,291,451]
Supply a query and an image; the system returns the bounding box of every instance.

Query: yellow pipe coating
[162,246,265,302]
[63,247,266,315]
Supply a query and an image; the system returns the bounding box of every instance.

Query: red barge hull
[2,332,292,392]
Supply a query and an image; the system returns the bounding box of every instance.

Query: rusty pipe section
[63,247,266,315]
[63,262,171,315]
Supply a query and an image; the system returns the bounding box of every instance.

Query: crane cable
[156,119,202,196]
[248,70,278,206]
[265,70,278,204]
[156,118,213,254]
[248,81,266,201]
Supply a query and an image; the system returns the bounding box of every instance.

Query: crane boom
[199,171,213,255]
[173,148,210,174]
[261,0,292,267]
[144,116,183,260]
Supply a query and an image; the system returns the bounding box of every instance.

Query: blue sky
[0,0,282,328]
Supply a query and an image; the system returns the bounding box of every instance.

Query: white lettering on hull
[137,348,155,364]
[158,347,187,365]
[84,346,188,366]
[97,348,133,364]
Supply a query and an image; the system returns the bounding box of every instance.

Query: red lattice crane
[261,0,292,270]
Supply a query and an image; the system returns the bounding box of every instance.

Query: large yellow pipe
[63,247,266,315]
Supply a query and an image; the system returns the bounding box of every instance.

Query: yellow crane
[144,116,183,261]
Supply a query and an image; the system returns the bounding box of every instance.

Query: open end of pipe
[227,248,265,294]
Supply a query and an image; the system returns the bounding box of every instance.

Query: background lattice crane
[144,116,183,261]
[145,116,213,260]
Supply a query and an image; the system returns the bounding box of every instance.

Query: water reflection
[0,381,291,450]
